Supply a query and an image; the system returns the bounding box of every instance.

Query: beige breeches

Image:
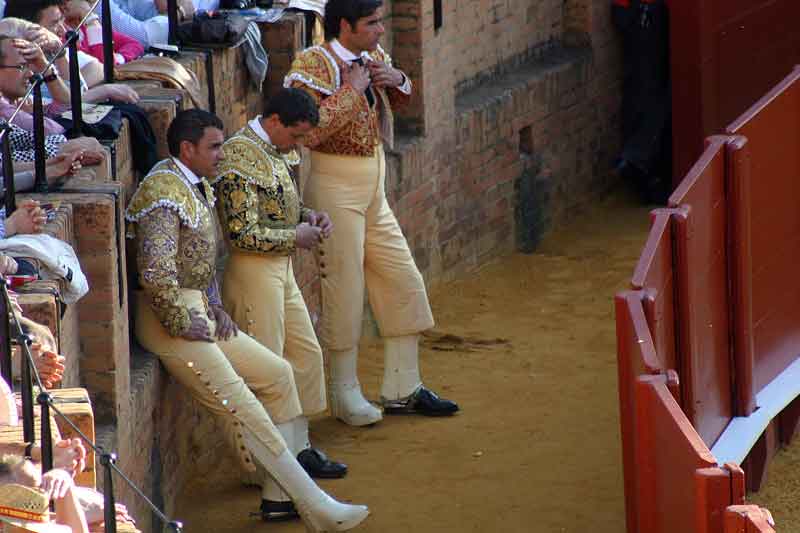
[223,252,326,416]
[134,289,303,468]
[305,145,435,350]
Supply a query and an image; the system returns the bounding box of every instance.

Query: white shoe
[329,381,383,426]
[264,449,369,532]
[327,348,382,426]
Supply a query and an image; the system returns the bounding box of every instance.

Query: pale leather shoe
[329,382,383,426]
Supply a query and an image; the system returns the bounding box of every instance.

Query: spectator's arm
[112,30,145,63]
[96,0,167,47]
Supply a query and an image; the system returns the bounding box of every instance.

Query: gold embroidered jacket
[284,42,410,157]
[212,123,308,255]
[125,159,219,337]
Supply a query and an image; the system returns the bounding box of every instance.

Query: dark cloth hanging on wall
[56,102,158,175]
[612,0,672,203]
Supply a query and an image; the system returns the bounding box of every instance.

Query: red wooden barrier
[634,374,742,533]
[616,290,664,533]
[726,67,800,394]
[670,0,800,183]
[726,136,756,416]
[630,210,679,373]
[667,136,732,447]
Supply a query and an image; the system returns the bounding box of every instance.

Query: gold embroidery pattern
[285,43,408,157]
[214,125,305,255]
[284,46,339,95]
[128,159,219,337]
[125,159,216,230]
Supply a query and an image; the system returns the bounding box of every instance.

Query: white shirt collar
[173,157,201,185]
[330,39,370,63]
[249,116,272,145]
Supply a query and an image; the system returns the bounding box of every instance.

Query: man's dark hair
[4,0,64,24]
[167,109,224,157]
[324,0,383,40]
[264,88,320,128]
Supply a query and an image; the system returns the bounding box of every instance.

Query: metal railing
[0,4,182,529]
[0,278,183,532]
[0,0,118,209]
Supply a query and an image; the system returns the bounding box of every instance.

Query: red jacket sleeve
[80,26,143,65]
[111,30,144,63]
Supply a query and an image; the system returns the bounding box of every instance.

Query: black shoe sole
[383,407,459,417]
[306,469,348,479]
[261,511,300,522]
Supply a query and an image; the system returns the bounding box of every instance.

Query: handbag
[176,11,250,48]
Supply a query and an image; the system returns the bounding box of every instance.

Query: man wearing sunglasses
[0,36,86,184]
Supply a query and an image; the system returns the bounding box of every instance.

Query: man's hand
[12,39,48,74]
[76,487,135,527]
[0,254,18,276]
[181,309,214,342]
[342,63,371,93]
[46,152,83,180]
[60,137,107,167]
[5,199,47,236]
[41,468,74,499]
[296,222,323,249]
[306,210,333,238]
[367,60,404,89]
[22,26,62,56]
[92,84,140,104]
[30,342,66,388]
[210,305,238,341]
[53,438,86,476]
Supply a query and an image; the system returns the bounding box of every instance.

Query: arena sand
[749,443,800,531]
[176,191,652,532]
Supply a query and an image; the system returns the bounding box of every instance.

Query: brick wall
[78,5,622,530]
[377,0,623,284]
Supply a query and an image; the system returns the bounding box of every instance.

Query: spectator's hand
[23,26,62,56]
[5,199,47,236]
[54,438,87,476]
[41,468,74,499]
[181,309,214,342]
[46,152,83,179]
[367,60,404,88]
[97,84,140,104]
[210,305,238,341]
[60,138,106,167]
[296,222,323,249]
[77,487,135,527]
[30,342,66,388]
[308,210,333,238]
[0,254,18,276]
[342,63,371,93]
[12,39,48,74]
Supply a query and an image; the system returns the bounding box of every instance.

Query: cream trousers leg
[224,253,327,417]
[306,146,435,352]
[135,289,303,471]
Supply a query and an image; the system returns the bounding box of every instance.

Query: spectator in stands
[0,16,101,89]
[63,0,145,65]
[4,2,142,101]
[93,0,175,48]
[213,89,349,498]
[0,454,90,532]
[0,36,107,184]
[126,109,369,530]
